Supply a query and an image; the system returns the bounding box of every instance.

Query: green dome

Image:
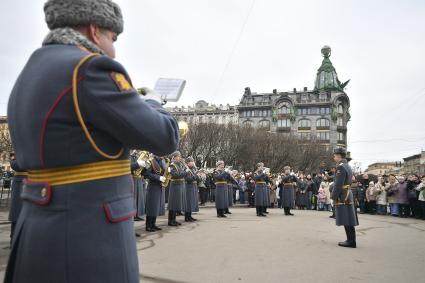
[314,46,348,91]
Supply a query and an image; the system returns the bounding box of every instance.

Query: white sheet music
[154,78,186,102]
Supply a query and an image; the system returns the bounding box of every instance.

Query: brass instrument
[162,158,172,188]
[178,121,189,138]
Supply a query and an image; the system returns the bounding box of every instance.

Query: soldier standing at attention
[5,0,179,282]
[131,150,148,222]
[168,151,188,226]
[254,162,269,217]
[279,166,298,216]
[184,157,200,222]
[331,148,359,248]
[144,154,168,232]
[7,152,27,245]
[214,161,230,218]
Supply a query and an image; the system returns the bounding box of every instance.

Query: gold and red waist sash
[27,159,130,186]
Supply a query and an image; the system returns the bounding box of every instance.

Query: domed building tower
[238,45,350,150]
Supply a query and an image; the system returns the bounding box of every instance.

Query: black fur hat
[44,0,124,34]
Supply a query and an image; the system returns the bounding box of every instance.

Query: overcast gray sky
[1,0,424,169]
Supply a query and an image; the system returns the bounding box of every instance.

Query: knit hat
[44,0,124,35]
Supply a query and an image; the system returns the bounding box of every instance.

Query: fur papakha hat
[44,0,124,34]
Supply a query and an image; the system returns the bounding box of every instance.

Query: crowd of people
[179,167,425,220]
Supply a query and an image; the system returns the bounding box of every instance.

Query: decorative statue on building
[314,46,350,91]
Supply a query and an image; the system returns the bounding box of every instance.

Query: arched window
[298,119,311,128]
[316,118,330,128]
[278,105,290,114]
[259,120,270,130]
[337,104,344,114]
[243,120,253,127]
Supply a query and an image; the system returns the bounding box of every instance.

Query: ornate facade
[167,100,239,125]
[238,46,350,149]
[168,46,350,149]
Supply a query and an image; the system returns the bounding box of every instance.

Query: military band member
[254,163,270,217]
[7,152,27,244]
[131,150,147,222]
[184,157,200,222]
[279,166,298,216]
[144,154,168,232]
[5,0,179,282]
[214,161,230,217]
[331,148,359,248]
[168,151,188,226]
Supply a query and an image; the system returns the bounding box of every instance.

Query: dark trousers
[358,199,366,213]
[199,188,208,204]
[420,201,425,220]
[408,198,420,218]
[399,204,410,217]
[366,201,377,214]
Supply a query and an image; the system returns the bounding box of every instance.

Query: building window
[317,131,330,140]
[316,118,330,128]
[299,132,311,140]
[298,119,311,128]
[337,117,344,126]
[277,119,291,128]
[320,107,330,114]
[337,104,344,114]
[259,120,270,130]
[243,120,253,127]
[278,105,290,114]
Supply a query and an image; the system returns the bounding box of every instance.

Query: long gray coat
[280,175,297,209]
[133,177,145,217]
[214,169,229,210]
[5,44,179,283]
[168,162,187,211]
[254,172,270,206]
[332,160,359,227]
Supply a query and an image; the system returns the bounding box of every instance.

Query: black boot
[189,212,197,221]
[256,206,260,216]
[174,211,182,225]
[338,226,356,248]
[185,212,192,222]
[146,216,155,232]
[168,211,178,226]
[263,206,269,214]
[152,217,162,231]
[217,209,222,217]
[221,209,227,217]
[225,208,232,214]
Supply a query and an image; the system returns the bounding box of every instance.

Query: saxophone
[134,150,151,175]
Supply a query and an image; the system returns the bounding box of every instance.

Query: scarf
[42,27,105,55]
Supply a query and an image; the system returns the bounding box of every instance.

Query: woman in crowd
[415,176,425,220]
[396,176,409,217]
[386,175,399,216]
[366,181,377,214]
[375,177,388,215]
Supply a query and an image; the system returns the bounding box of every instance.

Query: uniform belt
[170,179,185,182]
[215,181,228,185]
[27,159,131,186]
[14,172,28,176]
[256,181,266,184]
[283,182,293,186]
[132,175,142,179]
[343,185,351,189]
